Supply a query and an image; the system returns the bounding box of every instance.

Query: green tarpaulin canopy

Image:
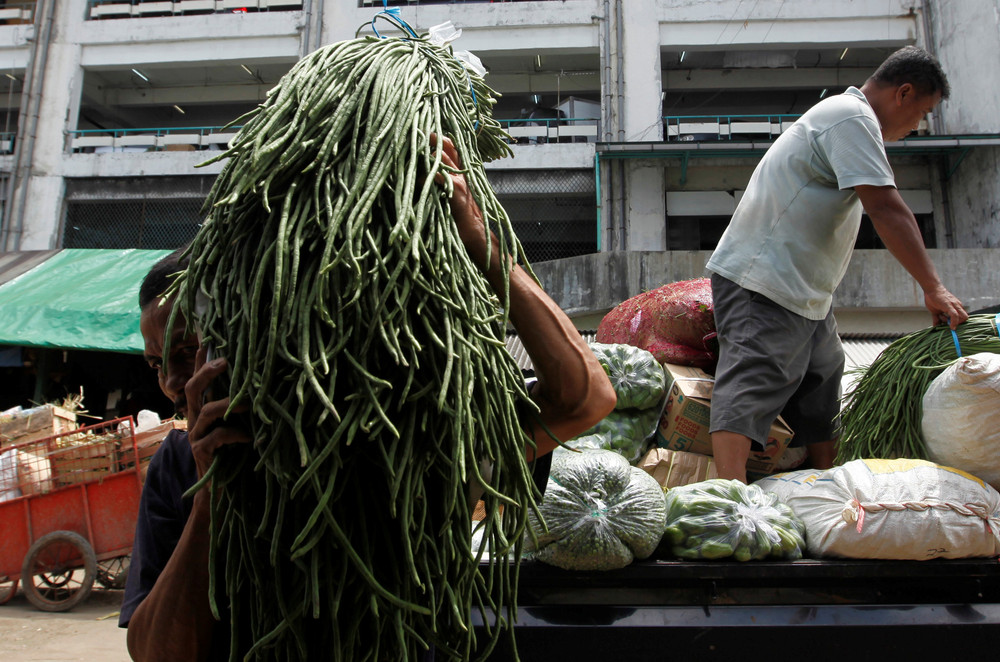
[0,249,172,353]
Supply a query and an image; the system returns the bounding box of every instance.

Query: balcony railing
[68,126,243,152]
[499,118,599,144]
[359,1,561,6]
[68,120,601,152]
[87,0,303,20]
[0,2,35,24]
[663,114,803,142]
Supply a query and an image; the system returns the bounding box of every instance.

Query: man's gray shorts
[709,274,844,449]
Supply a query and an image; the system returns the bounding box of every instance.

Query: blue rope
[371,1,418,40]
[368,1,480,130]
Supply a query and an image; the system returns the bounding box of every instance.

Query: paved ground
[0,588,129,662]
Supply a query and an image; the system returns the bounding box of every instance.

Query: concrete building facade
[1,0,998,333]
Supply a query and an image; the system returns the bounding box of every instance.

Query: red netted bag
[595,278,717,370]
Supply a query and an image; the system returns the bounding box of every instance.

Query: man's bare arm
[436,137,616,457]
[856,184,968,329]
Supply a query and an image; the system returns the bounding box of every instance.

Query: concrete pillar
[3,0,75,250]
[620,0,666,251]
[16,3,82,249]
[927,0,1000,248]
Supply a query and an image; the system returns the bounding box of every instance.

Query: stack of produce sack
[526,448,667,570]
[755,459,1000,560]
[660,479,806,561]
[557,342,668,464]
[595,278,718,371]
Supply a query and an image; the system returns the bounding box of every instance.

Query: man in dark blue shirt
[118,248,201,630]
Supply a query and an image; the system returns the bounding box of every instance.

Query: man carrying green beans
[120,136,616,661]
[706,46,968,484]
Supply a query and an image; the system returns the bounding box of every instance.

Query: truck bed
[475,556,1000,660]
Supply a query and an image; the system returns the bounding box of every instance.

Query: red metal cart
[0,417,145,611]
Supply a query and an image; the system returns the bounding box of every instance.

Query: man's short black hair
[139,247,189,309]
[870,45,950,99]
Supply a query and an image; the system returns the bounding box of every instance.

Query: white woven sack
[922,352,1000,491]
[754,459,1000,560]
[753,468,824,504]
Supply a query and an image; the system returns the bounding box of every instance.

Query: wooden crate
[50,438,120,488]
[0,405,78,448]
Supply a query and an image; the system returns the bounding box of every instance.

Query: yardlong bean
[169,35,540,661]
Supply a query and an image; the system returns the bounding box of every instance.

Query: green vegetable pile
[559,343,667,464]
[563,408,662,464]
[170,36,539,661]
[662,479,806,561]
[527,449,667,571]
[836,314,1000,463]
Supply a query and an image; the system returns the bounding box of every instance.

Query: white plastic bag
[921,352,1000,490]
[754,459,1000,560]
[662,479,806,561]
[0,448,20,502]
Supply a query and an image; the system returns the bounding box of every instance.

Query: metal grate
[487,169,597,264]
[63,199,203,250]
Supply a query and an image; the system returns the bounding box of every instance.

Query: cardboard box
[655,363,794,478]
[0,405,78,448]
[119,419,187,482]
[639,448,718,490]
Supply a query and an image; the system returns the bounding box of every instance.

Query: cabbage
[526,449,667,570]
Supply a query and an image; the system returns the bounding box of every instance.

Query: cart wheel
[96,555,130,590]
[39,569,75,589]
[0,576,18,605]
[20,531,97,612]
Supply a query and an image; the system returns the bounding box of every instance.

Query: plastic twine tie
[951,327,962,358]
[371,1,418,40]
[427,21,484,133]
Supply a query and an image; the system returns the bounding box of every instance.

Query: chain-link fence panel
[62,176,212,250]
[64,199,203,249]
[486,169,597,264]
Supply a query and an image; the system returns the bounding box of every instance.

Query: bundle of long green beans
[170,35,541,661]
[835,314,1000,463]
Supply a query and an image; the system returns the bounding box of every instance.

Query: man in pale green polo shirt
[706,45,968,483]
